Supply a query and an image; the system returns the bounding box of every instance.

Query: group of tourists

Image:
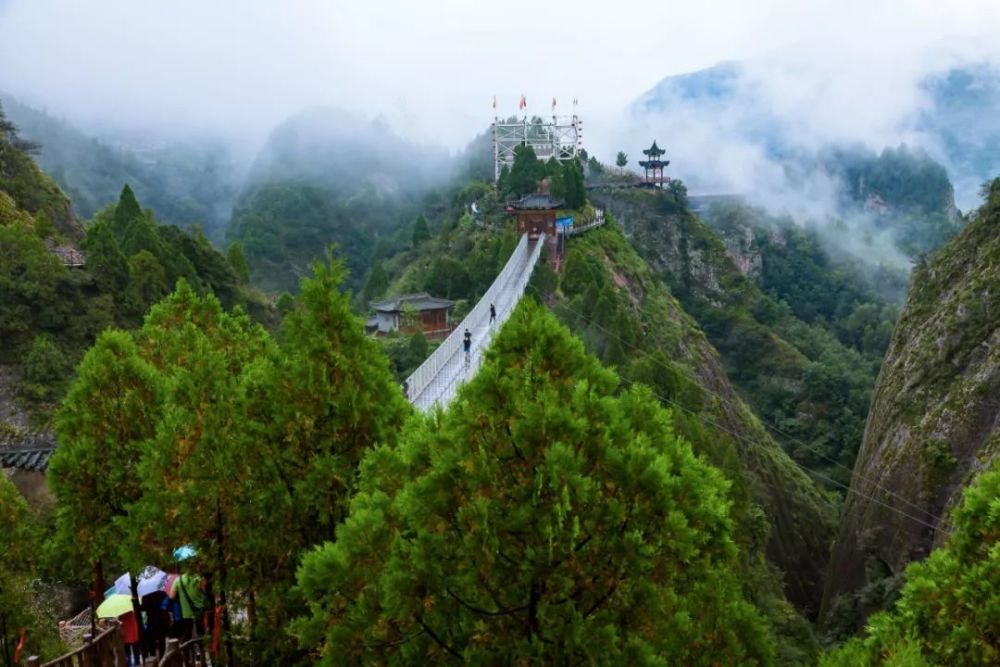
[95,561,212,666]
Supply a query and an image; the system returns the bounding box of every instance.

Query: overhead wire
[524,281,952,535]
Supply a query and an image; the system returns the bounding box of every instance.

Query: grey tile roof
[370,292,455,313]
[0,431,56,472]
[511,194,563,210]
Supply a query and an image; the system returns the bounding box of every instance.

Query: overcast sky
[1,0,998,156]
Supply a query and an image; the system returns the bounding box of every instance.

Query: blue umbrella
[173,545,196,561]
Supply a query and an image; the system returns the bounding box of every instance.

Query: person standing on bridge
[489,303,496,325]
[463,329,472,368]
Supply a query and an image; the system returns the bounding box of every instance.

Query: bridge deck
[408,233,544,411]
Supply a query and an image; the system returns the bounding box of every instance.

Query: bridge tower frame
[492,113,583,182]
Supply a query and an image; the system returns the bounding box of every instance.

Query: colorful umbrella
[173,545,196,561]
[137,569,169,598]
[96,594,134,619]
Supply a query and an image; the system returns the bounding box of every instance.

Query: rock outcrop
[822,180,1000,634]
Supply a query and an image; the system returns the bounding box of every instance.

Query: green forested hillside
[824,144,963,255]
[2,95,241,240]
[0,105,270,425]
[227,107,450,294]
[366,176,836,661]
[591,187,895,487]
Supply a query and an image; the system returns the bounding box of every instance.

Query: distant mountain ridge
[634,58,1000,211]
[228,107,452,294]
[0,94,243,240]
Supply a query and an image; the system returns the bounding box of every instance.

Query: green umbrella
[96,594,134,619]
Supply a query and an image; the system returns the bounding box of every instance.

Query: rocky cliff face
[822,180,1000,634]
[553,223,837,624]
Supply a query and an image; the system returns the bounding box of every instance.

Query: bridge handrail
[437,232,546,406]
[405,233,531,404]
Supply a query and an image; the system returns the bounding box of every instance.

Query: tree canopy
[293,300,773,665]
[822,461,1000,665]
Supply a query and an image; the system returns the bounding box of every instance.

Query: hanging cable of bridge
[525,284,952,534]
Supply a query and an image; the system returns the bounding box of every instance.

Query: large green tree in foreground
[293,300,773,665]
[50,255,408,664]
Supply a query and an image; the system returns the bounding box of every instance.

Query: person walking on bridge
[489,303,496,325]
[463,329,472,368]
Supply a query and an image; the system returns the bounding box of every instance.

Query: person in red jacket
[118,611,141,665]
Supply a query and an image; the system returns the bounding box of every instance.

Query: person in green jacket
[169,573,206,641]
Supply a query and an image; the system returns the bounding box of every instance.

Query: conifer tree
[263,251,409,550]
[49,330,163,587]
[293,300,773,665]
[823,461,1000,666]
[616,151,628,173]
[110,184,144,241]
[125,249,168,314]
[362,261,389,303]
[227,241,251,285]
[412,215,431,247]
[0,475,59,660]
[507,144,545,197]
[82,220,128,294]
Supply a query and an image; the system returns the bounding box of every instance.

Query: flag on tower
[492,95,497,109]
[552,97,557,111]
[519,94,526,110]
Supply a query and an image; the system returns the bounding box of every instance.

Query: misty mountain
[635,59,998,197]
[631,60,979,262]
[0,94,243,240]
[227,107,452,294]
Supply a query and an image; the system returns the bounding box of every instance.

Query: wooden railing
[27,623,128,666]
[159,636,208,667]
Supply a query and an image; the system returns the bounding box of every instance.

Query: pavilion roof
[642,140,666,157]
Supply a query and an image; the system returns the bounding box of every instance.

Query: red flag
[519,94,526,110]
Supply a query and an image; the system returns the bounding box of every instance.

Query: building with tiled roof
[368,292,455,339]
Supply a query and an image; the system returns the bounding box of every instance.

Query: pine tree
[293,300,773,665]
[0,475,59,660]
[412,215,431,247]
[110,184,144,241]
[49,330,163,588]
[125,249,168,314]
[82,220,128,294]
[616,151,628,173]
[561,159,586,209]
[507,144,545,197]
[362,261,389,303]
[227,241,251,285]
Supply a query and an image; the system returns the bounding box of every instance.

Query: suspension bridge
[405,232,546,410]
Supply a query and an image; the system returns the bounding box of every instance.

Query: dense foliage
[293,300,775,665]
[498,144,586,208]
[0,475,62,660]
[822,461,1000,665]
[825,144,962,255]
[594,188,893,487]
[1,106,269,425]
[49,255,408,664]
